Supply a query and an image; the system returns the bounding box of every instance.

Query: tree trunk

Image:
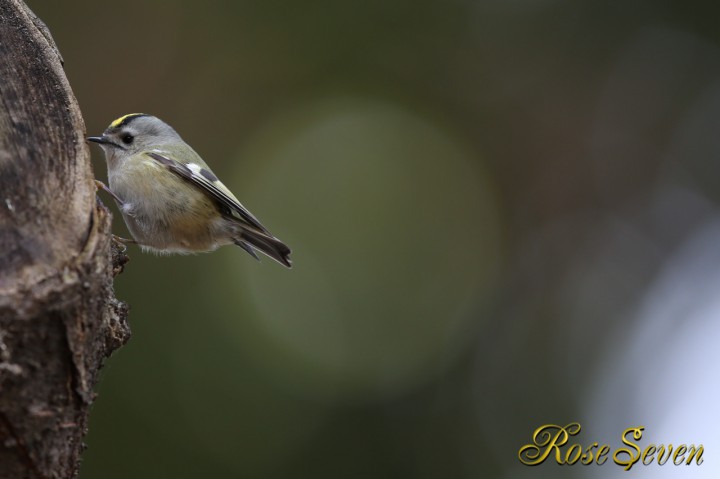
[0,1,130,478]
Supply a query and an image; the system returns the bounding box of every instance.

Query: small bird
[88,113,291,268]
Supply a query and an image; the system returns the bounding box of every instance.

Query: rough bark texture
[0,1,130,478]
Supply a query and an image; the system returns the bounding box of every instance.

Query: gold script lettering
[613,426,644,471]
[518,423,581,466]
[686,445,704,465]
[673,445,687,465]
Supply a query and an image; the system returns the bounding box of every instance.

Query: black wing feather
[146,152,269,233]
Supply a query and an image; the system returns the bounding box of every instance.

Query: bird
[88,113,291,268]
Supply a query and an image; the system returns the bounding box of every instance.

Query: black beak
[87,135,109,145]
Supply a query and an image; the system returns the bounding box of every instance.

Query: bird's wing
[145,151,269,233]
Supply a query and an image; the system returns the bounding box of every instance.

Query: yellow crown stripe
[110,113,147,128]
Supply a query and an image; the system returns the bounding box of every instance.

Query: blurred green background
[29,1,720,478]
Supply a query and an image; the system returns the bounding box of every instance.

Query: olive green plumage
[88,114,291,268]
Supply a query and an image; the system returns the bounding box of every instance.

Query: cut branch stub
[0,1,131,478]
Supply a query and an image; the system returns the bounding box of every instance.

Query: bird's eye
[121,133,134,145]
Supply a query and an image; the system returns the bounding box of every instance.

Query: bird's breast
[109,157,224,251]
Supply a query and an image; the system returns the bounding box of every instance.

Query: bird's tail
[234,226,292,268]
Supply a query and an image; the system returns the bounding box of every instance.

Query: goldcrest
[88,113,291,268]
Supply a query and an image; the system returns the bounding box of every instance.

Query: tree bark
[0,1,130,478]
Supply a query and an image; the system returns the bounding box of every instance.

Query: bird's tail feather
[234,227,292,268]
